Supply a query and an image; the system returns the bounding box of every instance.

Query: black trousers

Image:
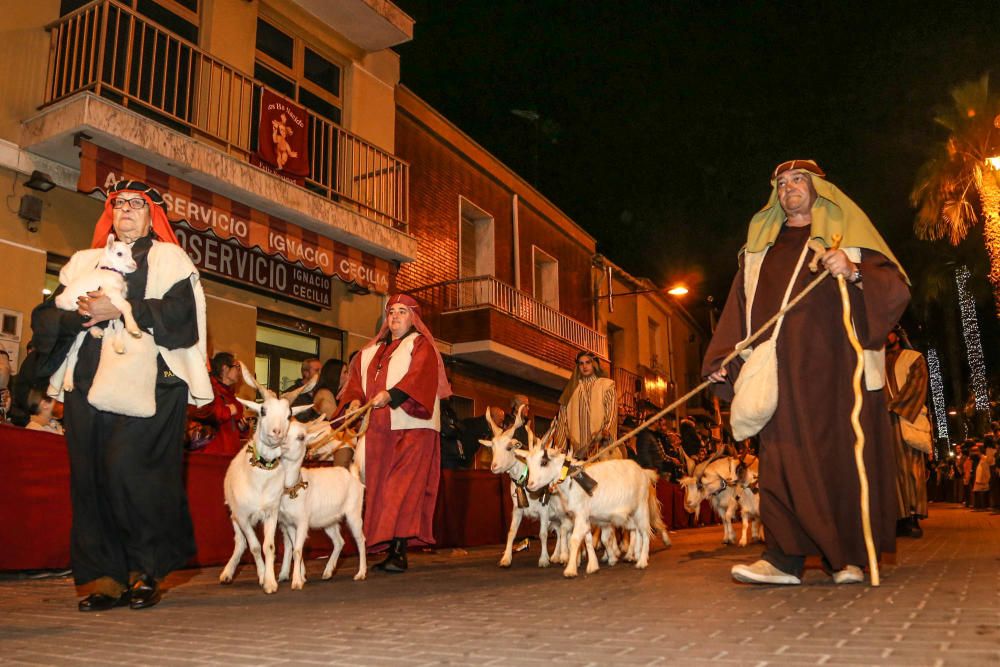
[63,384,196,586]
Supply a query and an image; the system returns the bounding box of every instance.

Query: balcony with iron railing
[40,0,408,231]
[614,366,643,417]
[407,276,607,388]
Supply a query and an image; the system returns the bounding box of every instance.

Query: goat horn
[238,361,272,399]
[484,407,501,437]
[281,374,318,403]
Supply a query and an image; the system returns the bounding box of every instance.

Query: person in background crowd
[438,398,467,470]
[311,358,345,420]
[973,436,995,510]
[963,442,978,507]
[633,414,675,475]
[678,418,702,457]
[193,352,247,456]
[339,351,358,395]
[459,406,507,470]
[0,349,11,423]
[24,389,63,434]
[31,180,211,611]
[340,294,451,574]
[289,357,321,416]
[503,394,532,445]
[9,341,48,427]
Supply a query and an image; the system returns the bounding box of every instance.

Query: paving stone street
[1,503,999,667]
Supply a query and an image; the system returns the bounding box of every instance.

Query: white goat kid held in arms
[525,443,670,578]
[55,234,141,391]
[219,363,314,594]
[277,418,368,588]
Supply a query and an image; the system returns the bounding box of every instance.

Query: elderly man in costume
[557,350,618,459]
[341,294,451,573]
[704,160,909,585]
[31,181,211,610]
[885,328,931,538]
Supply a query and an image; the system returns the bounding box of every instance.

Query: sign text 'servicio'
[175,224,331,308]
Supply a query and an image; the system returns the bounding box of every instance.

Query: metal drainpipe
[512,193,521,290]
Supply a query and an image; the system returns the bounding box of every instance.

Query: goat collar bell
[247,442,280,470]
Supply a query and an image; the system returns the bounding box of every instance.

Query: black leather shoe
[78,592,129,612]
[374,538,408,573]
[380,554,408,573]
[128,576,161,610]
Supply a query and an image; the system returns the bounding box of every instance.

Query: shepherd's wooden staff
[584,260,834,466]
[826,233,880,586]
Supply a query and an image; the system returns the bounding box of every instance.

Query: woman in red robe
[340,294,451,573]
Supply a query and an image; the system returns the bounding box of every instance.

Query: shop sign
[77,141,395,294]
[174,224,331,308]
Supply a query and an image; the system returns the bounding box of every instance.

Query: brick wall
[394,106,595,327]
[394,112,513,292]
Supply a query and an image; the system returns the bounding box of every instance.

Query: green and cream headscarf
[744,159,909,284]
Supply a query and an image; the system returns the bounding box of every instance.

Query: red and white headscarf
[90,180,179,248]
[361,294,452,399]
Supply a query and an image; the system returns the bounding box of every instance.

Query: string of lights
[926,348,949,446]
[955,265,990,412]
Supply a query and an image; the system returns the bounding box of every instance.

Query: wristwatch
[848,268,862,284]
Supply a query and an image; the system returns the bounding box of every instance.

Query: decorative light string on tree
[955,265,990,411]
[926,348,950,445]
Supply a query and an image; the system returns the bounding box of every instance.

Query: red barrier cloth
[3,424,699,571]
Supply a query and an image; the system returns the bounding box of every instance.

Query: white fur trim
[360,333,440,432]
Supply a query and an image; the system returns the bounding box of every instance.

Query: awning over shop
[77,141,395,294]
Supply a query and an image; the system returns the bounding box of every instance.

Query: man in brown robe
[704,160,909,585]
[884,328,930,537]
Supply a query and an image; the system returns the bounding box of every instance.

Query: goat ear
[479,439,494,449]
[290,404,313,417]
[237,397,262,413]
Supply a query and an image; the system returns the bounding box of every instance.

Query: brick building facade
[395,86,606,430]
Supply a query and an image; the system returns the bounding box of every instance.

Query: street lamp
[666,285,689,296]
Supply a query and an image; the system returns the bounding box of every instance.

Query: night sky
[393,2,1000,394]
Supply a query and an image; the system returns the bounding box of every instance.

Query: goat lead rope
[830,233,879,587]
[307,402,374,453]
[583,267,832,466]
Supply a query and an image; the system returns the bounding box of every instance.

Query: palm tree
[911,74,1000,317]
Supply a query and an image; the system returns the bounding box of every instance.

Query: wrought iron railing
[407,276,608,359]
[614,366,643,416]
[43,0,408,230]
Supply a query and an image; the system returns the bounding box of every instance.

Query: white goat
[525,443,670,578]
[277,419,369,588]
[56,234,141,391]
[677,448,761,547]
[479,408,569,568]
[734,455,762,547]
[219,364,314,593]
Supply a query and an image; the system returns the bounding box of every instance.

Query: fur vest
[49,241,212,408]
[360,332,440,431]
